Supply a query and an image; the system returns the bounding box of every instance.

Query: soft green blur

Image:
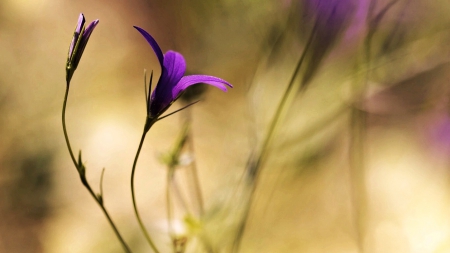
[0,0,449,252]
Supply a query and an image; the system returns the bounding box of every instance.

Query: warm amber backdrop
[0,0,449,253]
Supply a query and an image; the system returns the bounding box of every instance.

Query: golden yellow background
[0,0,449,252]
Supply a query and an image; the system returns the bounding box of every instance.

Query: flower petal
[149,51,186,116]
[83,19,100,39]
[72,19,99,68]
[68,13,85,61]
[172,75,233,99]
[133,26,164,67]
[161,51,186,90]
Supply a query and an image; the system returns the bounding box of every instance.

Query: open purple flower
[134,26,232,121]
[66,13,99,83]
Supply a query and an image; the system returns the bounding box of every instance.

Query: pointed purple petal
[161,50,186,89]
[83,19,99,38]
[77,19,99,53]
[76,13,85,32]
[133,26,164,67]
[68,13,85,60]
[71,19,99,70]
[172,75,232,99]
[149,51,186,117]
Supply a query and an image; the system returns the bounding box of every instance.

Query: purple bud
[66,13,99,83]
[68,14,85,61]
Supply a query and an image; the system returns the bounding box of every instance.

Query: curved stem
[62,86,78,167]
[62,84,132,253]
[82,179,132,253]
[131,128,160,253]
[232,19,320,253]
[248,19,319,182]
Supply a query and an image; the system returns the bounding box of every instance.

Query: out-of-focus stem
[347,1,399,251]
[164,122,189,247]
[180,108,204,216]
[348,1,398,251]
[231,19,320,253]
[62,84,132,253]
[166,165,176,252]
[349,107,367,253]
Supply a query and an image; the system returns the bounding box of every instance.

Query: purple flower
[134,26,232,121]
[66,13,99,83]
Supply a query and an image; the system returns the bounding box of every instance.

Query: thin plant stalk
[164,123,190,243]
[231,19,320,253]
[130,87,202,253]
[180,108,205,216]
[130,128,160,253]
[348,2,398,252]
[166,165,180,253]
[166,166,188,240]
[166,166,174,236]
[164,118,214,253]
[62,83,132,253]
[186,135,205,216]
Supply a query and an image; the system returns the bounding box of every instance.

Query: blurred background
[0,0,449,252]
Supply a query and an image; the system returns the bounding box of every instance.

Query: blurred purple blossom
[295,0,356,87]
[427,115,450,155]
[134,26,232,120]
[66,13,99,83]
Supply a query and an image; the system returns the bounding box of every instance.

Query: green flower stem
[232,20,320,253]
[130,126,160,253]
[62,86,78,167]
[62,84,132,253]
